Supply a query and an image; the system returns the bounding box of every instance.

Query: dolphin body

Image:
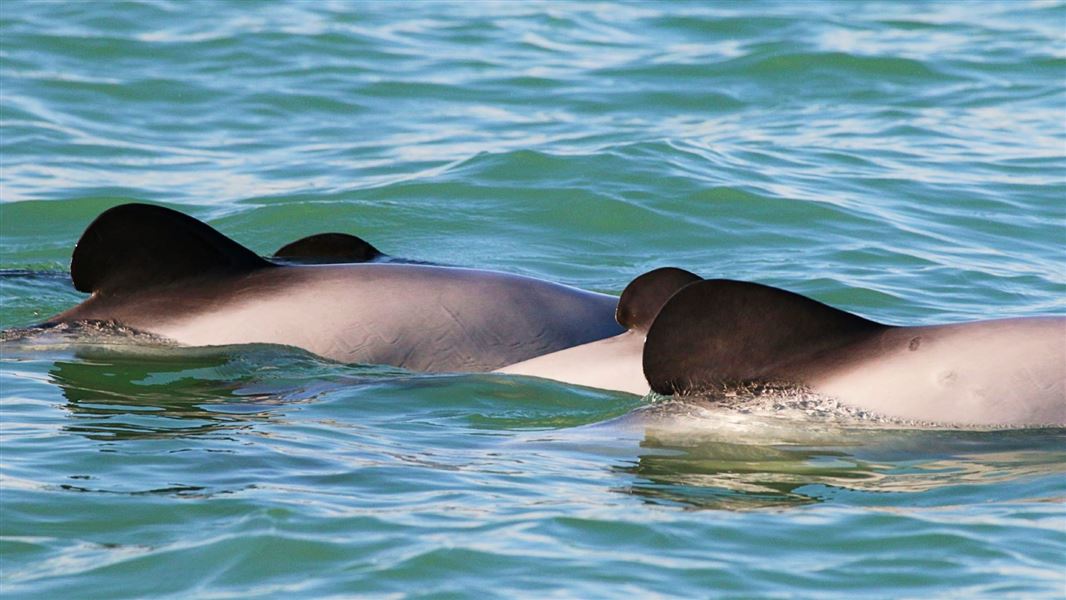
[45,204,623,372]
[504,269,1066,427]
[40,204,1065,426]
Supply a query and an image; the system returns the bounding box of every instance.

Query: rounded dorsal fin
[616,267,702,331]
[643,279,889,395]
[273,233,382,264]
[70,203,273,295]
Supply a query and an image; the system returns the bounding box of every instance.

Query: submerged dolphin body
[504,270,1066,426]
[38,205,1066,426]
[498,267,701,396]
[45,204,623,372]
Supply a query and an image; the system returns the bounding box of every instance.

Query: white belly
[815,319,1066,425]
[496,331,649,395]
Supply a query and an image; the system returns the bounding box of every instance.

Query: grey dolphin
[273,232,384,264]
[33,205,1065,426]
[506,275,1065,426]
[44,203,623,372]
[498,267,701,394]
[644,279,1065,426]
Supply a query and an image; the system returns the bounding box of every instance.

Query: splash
[630,383,1017,433]
[1,320,175,347]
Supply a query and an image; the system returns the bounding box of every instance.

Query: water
[2,1,1065,597]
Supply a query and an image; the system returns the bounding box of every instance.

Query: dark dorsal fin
[616,267,702,331]
[643,279,890,395]
[272,233,382,264]
[71,203,273,295]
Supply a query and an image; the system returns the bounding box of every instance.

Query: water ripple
[2,1,1065,597]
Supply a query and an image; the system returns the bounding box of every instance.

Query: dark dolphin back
[616,267,702,332]
[71,203,274,295]
[273,233,383,264]
[643,279,889,395]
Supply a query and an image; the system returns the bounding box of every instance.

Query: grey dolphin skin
[39,204,1066,426]
[506,274,1065,426]
[643,279,1065,425]
[46,203,623,372]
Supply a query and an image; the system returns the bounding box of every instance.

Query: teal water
[2,1,1065,597]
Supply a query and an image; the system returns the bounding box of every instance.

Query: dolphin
[43,203,623,372]
[503,270,1066,426]
[33,204,1066,426]
[497,267,700,395]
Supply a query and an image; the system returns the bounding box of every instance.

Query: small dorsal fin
[616,267,702,331]
[273,233,382,264]
[71,203,273,295]
[643,279,889,395]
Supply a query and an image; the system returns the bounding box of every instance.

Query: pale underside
[53,263,624,373]
[497,318,1066,427]
[50,261,1065,426]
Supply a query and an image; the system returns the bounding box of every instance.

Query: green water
[2,1,1064,597]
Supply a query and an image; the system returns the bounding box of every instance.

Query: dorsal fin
[616,267,702,331]
[273,233,382,264]
[71,203,273,295]
[643,279,889,395]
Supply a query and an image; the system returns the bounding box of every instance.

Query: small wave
[627,383,1030,433]
[1,320,174,346]
[0,268,68,279]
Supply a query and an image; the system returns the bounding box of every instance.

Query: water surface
[2,1,1064,597]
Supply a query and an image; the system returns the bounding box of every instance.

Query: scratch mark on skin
[937,370,958,387]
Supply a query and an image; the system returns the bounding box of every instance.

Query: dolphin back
[70,203,274,295]
[642,279,889,395]
[615,267,702,332]
[273,232,382,264]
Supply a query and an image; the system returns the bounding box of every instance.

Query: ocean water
[1,1,1065,597]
